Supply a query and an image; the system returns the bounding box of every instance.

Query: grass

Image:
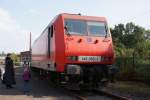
[107,81,150,94]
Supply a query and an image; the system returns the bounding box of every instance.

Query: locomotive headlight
[66,65,81,75]
[67,56,78,61]
[101,57,112,61]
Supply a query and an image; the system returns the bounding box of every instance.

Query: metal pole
[29,32,32,67]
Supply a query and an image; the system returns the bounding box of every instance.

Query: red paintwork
[32,13,115,72]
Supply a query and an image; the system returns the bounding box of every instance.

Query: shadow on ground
[0,66,70,99]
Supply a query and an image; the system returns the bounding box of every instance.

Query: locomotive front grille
[66,64,81,75]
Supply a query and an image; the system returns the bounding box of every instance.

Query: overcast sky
[0,0,150,53]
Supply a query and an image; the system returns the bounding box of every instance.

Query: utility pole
[29,32,31,52]
[29,32,32,67]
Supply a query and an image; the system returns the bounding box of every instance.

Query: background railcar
[31,13,115,89]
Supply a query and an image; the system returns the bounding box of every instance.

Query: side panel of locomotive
[31,15,66,72]
[31,17,58,71]
[32,29,49,70]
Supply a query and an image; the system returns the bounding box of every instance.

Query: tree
[111,22,145,48]
[111,22,150,81]
[145,30,150,40]
[111,24,125,43]
[10,53,20,65]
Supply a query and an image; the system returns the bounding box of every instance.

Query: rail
[61,88,131,100]
[93,89,131,100]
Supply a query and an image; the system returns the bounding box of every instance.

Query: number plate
[78,56,101,62]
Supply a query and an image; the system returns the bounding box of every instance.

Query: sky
[0,0,150,53]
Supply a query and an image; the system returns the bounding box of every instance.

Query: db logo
[87,38,92,43]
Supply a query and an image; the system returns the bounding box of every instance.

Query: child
[22,63,31,93]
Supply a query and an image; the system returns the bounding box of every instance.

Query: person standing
[22,62,31,93]
[3,53,16,89]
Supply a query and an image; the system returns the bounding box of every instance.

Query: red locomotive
[31,13,115,89]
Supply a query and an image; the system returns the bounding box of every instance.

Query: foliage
[111,22,150,82]
[115,48,135,80]
[10,53,20,66]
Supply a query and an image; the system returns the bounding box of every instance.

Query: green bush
[111,23,150,82]
[115,47,150,82]
[134,64,150,81]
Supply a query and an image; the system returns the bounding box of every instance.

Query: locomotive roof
[32,13,107,46]
[60,13,107,22]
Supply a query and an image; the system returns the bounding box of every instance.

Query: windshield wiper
[64,25,71,36]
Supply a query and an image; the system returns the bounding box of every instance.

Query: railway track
[39,70,131,100]
[63,88,131,100]
[35,74,131,100]
[35,72,131,100]
[92,89,131,100]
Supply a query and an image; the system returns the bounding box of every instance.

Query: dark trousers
[22,80,31,92]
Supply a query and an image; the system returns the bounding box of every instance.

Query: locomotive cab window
[87,22,107,36]
[65,19,87,35]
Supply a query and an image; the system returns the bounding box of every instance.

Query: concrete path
[0,65,73,100]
